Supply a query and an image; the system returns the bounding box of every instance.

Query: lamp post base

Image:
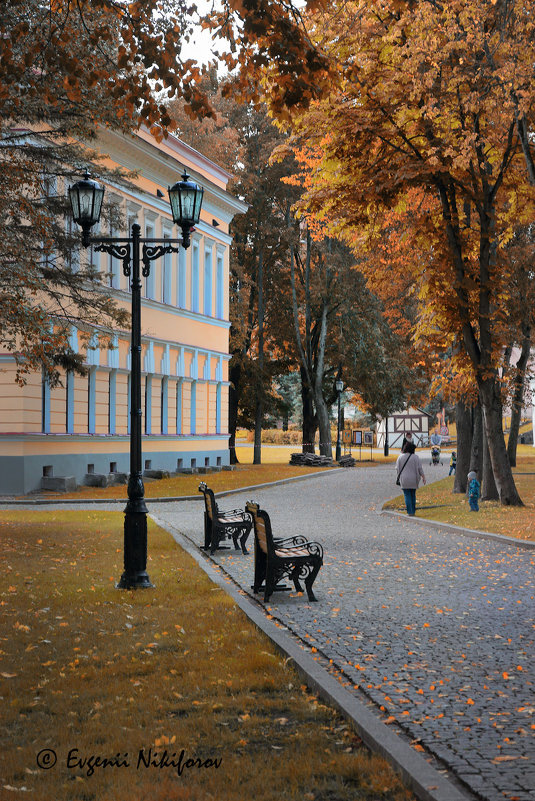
[117,509,154,589]
[117,571,154,590]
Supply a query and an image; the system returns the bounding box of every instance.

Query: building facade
[0,128,247,494]
[376,407,431,450]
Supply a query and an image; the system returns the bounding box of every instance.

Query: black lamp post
[335,378,344,462]
[69,168,203,589]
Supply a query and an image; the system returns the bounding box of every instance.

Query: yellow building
[0,127,247,494]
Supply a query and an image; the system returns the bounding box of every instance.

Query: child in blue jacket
[467,470,480,511]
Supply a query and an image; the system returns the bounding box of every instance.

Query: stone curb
[0,468,342,506]
[151,513,475,801]
[380,509,535,550]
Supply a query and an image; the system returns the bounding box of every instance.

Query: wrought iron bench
[245,501,323,602]
[198,482,252,555]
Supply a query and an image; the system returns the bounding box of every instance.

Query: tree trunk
[507,331,531,467]
[469,403,483,477]
[479,378,522,505]
[481,423,499,501]
[228,362,241,465]
[453,401,472,494]
[316,399,331,457]
[301,367,317,453]
[314,300,332,457]
[253,248,264,465]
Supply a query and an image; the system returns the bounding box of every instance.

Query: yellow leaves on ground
[384,450,535,541]
[0,510,415,801]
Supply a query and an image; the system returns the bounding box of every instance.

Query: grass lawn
[384,447,535,542]
[1,511,414,801]
[36,445,395,501]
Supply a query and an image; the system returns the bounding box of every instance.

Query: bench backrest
[198,482,217,521]
[245,501,274,556]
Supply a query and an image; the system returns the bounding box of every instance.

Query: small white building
[376,407,431,450]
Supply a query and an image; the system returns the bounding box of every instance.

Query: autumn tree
[1,0,215,384]
[500,227,535,467]
[261,0,535,505]
[170,75,299,461]
[228,105,300,463]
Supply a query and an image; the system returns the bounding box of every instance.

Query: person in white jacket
[395,441,426,516]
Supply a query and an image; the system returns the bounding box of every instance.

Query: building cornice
[96,127,248,220]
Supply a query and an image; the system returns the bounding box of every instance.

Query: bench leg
[239,524,252,555]
[264,571,276,602]
[253,550,266,594]
[304,561,321,602]
[290,566,304,594]
[202,511,211,551]
[210,527,222,554]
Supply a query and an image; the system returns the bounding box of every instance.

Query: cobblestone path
[154,463,535,801]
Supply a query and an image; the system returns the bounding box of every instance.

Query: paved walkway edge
[381,509,535,550]
[151,513,474,801]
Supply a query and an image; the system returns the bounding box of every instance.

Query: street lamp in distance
[335,378,344,462]
[68,167,203,589]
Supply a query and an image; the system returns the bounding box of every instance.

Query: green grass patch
[0,511,414,801]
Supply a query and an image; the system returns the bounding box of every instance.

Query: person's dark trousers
[403,488,416,515]
[469,497,479,511]
[449,466,456,476]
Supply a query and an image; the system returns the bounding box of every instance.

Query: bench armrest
[218,508,248,519]
[275,536,323,557]
[276,542,323,558]
[273,535,308,547]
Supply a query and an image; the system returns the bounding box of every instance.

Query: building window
[41,371,50,434]
[177,247,187,308]
[216,253,224,319]
[191,240,199,313]
[190,381,196,435]
[216,382,222,434]
[127,374,131,435]
[144,223,155,299]
[162,234,172,305]
[144,375,152,434]
[161,376,168,434]
[66,370,74,433]
[65,214,80,273]
[204,247,212,316]
[88,368,96,434]
[176,379,182,434]
[109,221,120,289]
[126,216,137,292]
[108,371,117,434]
[89,220,100,276]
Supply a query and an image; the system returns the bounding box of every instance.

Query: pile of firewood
[289,452,334,467]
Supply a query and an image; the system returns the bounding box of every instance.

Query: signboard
[363,431,374,446]
[352,429,362,445]
[342,430,351,444]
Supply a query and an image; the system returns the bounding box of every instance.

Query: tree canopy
[0,0,222,384]
[259,0,535,503]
